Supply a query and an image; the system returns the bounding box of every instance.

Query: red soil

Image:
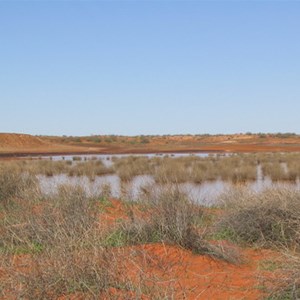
[94,200,280,299]
[1,243,277,299]
[98,200,280,299]
[1,133,300,157]
[0,199,283,299]
[0,133,46,149]
[117,243,276,299]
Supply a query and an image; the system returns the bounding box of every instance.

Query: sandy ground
[0,199,280,299]
[1,133,300,158]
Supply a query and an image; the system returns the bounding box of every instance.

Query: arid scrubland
[1,153,300,298]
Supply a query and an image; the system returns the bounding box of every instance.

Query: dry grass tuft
[262,252,300,299]
[0,164,40,207]
[216,188,300,249]
[108,185,241,264]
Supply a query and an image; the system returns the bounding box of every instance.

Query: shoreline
[0,148,224,159]
[1,144,300,159]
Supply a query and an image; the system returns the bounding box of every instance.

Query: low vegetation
[0,164,40,206]
[214,188,300,298]
[106,185,240,263]
[1,152,300,184]
[216,188,300,248]
[1,153,300,298]
[266,253,300,299]
[0,171,173,298]
[112,156,154,181]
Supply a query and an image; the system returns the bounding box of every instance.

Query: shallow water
[38,173,300,206]
[38,174,155,199]
[35,153,300,205]
[31,152,213,167]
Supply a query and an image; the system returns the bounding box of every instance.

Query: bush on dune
[216,188,300,248]
[107,185,241,263]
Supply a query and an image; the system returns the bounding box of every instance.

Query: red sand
[0,199,282,299]
[2,133,300,158]
[111,243,277,299]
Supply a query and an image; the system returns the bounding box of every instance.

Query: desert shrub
[1,183,123,299]
[153,157,193,183]
[17,247,120,299]
[139,135,150,144]
[191,160,218,182]
[133,187,203,246]
[68,160,114,178]
[72,156,82,161]
[262,162,290,181]
[261,252,300,300]
[9,243,177,299]
[0,184,98,255]
[52,185,97,232]
[0,183,151,299]
[104,137,113,143]
[23,160,71,176]
[273,132,297,139]
[87,136,102,143]
[99,183,112,200]
[108,186,240,263]
[216,188,300,248]
[287,161,300,182]
[215,156,257,182]
[231,165,257,183]
[113,156,153,181]
[0,175,188,298]
[0,164,39,206]
[111,153,300,184]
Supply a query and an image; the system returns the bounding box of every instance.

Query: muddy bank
[2,145,300,160]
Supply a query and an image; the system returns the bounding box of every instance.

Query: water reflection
[31,152,212,167]
[38,173,300,206]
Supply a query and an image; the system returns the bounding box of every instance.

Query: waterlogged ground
[38,173,300,206]
[31,152,210,165]
[39,174,228,204]
[33,153,300,205]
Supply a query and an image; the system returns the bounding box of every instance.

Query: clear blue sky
[1,1,299,136]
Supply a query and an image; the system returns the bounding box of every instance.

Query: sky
[0,1,300,136]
